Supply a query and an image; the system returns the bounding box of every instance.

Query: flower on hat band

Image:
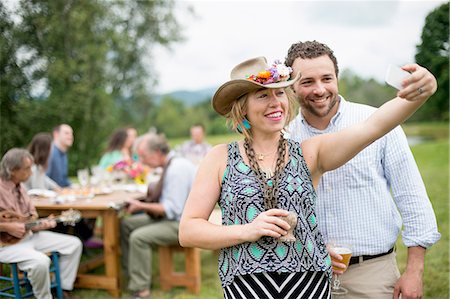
[246,60,293,85]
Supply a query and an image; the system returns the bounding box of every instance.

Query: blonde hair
[225,87,298,141]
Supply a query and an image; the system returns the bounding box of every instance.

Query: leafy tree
[153,97,187,137]
[0,2,31,154]
[147,95,231,138]
[13,0,120,170]
[415,2,449,121]
[338,69,396,108]
[0,0,184,173]
[106,0,182,125]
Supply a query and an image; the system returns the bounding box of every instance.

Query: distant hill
[154,87,216,106]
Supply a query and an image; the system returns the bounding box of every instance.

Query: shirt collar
[52,143,66,155]
[0,179,24,201]
[0,178,19,191]
[167,150,176,160]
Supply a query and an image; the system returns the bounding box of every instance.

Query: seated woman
[25,132,61,191]
[98,128,134,169]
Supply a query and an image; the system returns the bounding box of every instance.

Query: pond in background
[407,136,433,146]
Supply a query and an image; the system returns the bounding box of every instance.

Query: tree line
[1,0,184,171]
[1,1,448,174]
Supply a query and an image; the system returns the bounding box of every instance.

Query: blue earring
[243,118,251,129]
[237,118,251,133]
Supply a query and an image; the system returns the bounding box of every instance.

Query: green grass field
[395,139,449,299]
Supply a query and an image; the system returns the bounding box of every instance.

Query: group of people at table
[0,120,210,298]
[0,40,441,299]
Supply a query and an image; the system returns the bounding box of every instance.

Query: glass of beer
[330,244,352,296]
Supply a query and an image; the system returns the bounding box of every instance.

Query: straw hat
[212,56,301,115]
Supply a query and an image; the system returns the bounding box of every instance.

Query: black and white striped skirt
[223,271,330,299]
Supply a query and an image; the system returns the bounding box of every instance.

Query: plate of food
[59,188,96,200]
[92,187,113,195]
[27,189,58,198]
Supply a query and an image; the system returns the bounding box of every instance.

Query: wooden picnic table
[32,188,143,298]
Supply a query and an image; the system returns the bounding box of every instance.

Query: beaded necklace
[243,134,287,210]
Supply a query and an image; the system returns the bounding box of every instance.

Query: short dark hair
[191,123,205,129]
[52,124,62,133]
[52,123,71,133]
[285,40,339,78]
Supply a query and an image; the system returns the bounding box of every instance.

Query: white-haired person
[0,148,82,299]
[120,133,196,299]
[179,56,436,298]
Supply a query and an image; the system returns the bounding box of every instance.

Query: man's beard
[302,94,338,118]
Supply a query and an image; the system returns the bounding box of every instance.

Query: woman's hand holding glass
[243,209,290,242]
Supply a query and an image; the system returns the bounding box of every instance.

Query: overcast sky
[152,0,446,94]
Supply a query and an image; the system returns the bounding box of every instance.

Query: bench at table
[156,208,222,294]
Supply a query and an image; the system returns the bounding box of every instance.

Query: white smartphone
[385,64,411,90]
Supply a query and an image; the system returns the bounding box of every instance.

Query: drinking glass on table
[90,165,102,186]
[330,243,352,296]
[77,169,90,188]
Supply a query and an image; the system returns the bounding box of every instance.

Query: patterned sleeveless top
[217,139,332,288]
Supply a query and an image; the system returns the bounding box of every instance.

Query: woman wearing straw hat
[179,56,436,298]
